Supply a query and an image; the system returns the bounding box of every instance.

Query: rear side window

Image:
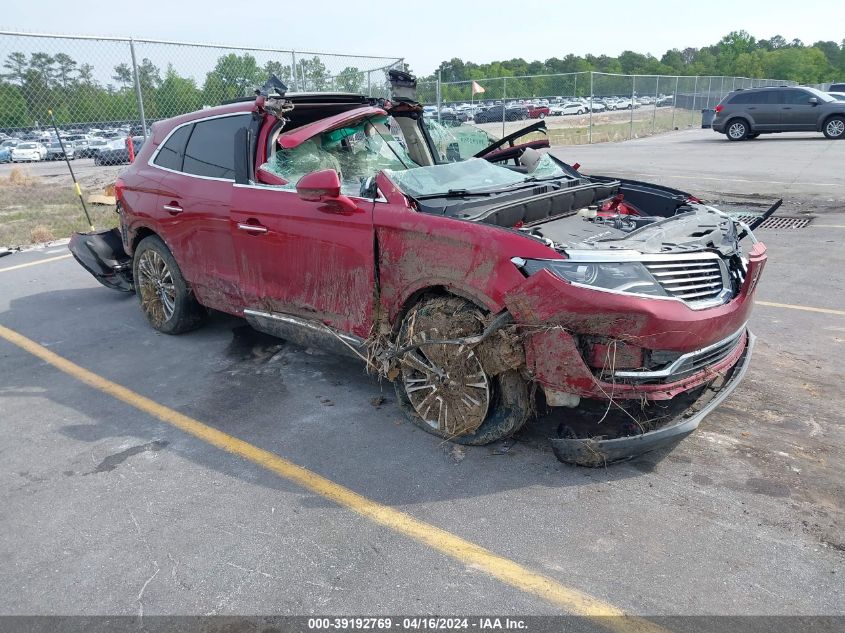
[153,124,192,171]
[182,114,251,179]
[749,90,781,105]
[729,92,753,104]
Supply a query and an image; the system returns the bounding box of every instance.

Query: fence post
[290,51,298,91]
[688,76,697,127]
[367,71,371,96]
[707,76,713,108]
[502,76,507,137]
[589,72,593,144]
[630,76,635,139]
[671,76,679,130]
[436,71,442,124]
[573,73,577,98]
[128,38,147,140]
[652,75,659,133]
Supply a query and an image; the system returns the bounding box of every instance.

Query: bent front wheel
[394,296,530,445]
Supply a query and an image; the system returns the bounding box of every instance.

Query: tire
[822,115,845,139]
[539,112,546,119]
[133,235,206,334]
[726,119,749,141]
[393,296,530,446]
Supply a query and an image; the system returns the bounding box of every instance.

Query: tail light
[715,104,724,113]
[114,178,125,202]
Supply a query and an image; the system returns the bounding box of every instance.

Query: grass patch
[0,168,117,248]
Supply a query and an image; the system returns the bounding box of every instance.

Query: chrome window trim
[614,324,747,379]
[148,111,253,182]
[233,182,388,203]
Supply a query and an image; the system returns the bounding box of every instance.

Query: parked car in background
[474,105,528,123]
[712,86,845,140]
[827,92,845,102]
[1,138,21,149]
[828,82,845,92]
[94,136,145,165]
[11,142,46,162]
[65,134,91,156]
[46,140,75,160]
[527,105,550,119]
[0,146,11,163]
[550,101,587,116]
[85,137,110,158]
[586,101,607,113]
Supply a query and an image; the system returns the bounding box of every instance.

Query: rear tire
[394,296,530,446]
[726,119,749,141]
[133,235,206,334]
[823,116,845,139]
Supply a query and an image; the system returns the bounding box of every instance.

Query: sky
[2,0,843,77]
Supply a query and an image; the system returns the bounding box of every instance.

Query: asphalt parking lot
[1,129,843,626]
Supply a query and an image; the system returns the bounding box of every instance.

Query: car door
[230,183,376,339]
[151,113,252,314]
[780,89,818,131]
[745,90,781,129]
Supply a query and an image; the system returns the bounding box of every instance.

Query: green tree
[112,63,132,89]
[335,66,364,93]
[53,53,77,89]
[156,65,202,118]
[203,53,263,101]
[3,52,28,85]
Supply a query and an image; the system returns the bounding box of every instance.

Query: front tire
[394,296,530,445]
[726,119,749,141]
[823,116,845,139]
[133,235,206,334]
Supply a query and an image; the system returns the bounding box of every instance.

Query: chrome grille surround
[613,325,747,384]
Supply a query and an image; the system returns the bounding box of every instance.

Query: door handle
[237,222,268,234]
[163,203,183,215]
[783,107,792,110]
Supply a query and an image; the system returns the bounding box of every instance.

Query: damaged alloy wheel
[394,296,530,445]
[133,235,206,334]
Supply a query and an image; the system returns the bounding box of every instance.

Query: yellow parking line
[0,253,72,273]
[757,301,845,316]
[0,323,665,633]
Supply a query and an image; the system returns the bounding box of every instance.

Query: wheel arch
[726,115,753,131]
[390,283,501,335]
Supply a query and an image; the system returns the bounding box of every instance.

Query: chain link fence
[0,31,404,136]
[419,72,796,144]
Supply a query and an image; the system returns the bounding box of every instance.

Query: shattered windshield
[385,156,565,198]
[263,116,417,196]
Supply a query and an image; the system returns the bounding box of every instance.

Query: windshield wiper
[414,188,495,200]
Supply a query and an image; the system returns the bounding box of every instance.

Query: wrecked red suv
[69,71,769,466]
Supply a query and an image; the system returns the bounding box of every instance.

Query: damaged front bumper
[551,330,755,467]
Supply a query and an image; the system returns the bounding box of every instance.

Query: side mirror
[296,169,360,215]
[809,97,819,106]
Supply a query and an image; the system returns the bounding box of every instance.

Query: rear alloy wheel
[726,119,749,141]
[394,296,530,445]
[823,116,845,139]
[133,235,206,334]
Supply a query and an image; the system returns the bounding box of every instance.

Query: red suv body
[71,83,768,466]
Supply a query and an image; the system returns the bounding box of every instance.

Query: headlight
[519,258,668,297]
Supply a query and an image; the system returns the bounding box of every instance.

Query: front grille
[644,256,725,302]
[614,326,747,384]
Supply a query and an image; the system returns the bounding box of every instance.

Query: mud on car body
[69,71,769,466]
